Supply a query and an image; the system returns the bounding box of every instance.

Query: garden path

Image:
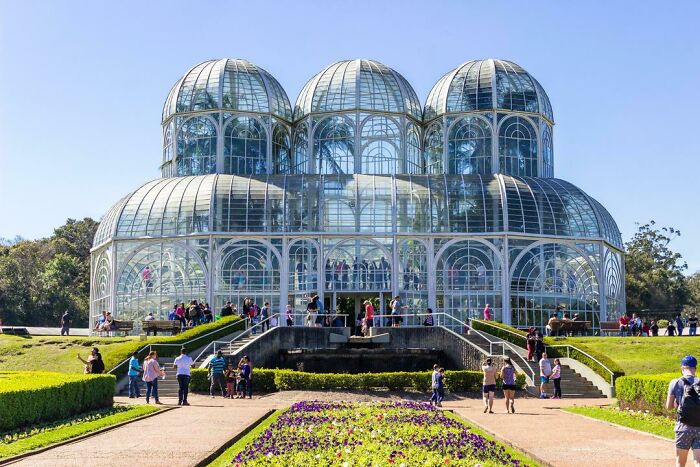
[445,397,675,467]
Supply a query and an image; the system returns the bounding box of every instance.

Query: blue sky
[1,1,698,272]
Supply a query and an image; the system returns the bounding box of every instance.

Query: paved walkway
[5,392,677,467]
[443,397,675,467]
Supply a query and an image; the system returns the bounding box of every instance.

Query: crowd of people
[618,312,698,337]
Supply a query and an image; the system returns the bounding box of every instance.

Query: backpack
[678,377,700,427]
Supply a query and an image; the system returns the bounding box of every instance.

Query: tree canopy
[0,218,98,327]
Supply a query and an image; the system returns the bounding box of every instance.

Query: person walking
[689,314,698,337]
[551,358,562,399]
[482,358,497,413]
[501,357,517,413]
[429,364,442,406]
[483,304,492,321]
[60,310,72,336]
[675,314,685,336]
[209,350,226,397]
[173,347,193,406]
[539,352,552,399]
[286,304,294,326]
[423,308,434,326]
[142,351,164,404]
[127,351,142,398]
[526,327,536,361]
[260,302,270,332]
[665,355,700,467]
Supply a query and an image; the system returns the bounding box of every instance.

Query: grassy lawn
[0,335,138,374]
[0,404,160,459]
[547,336,693,375]
[562,405,674,439]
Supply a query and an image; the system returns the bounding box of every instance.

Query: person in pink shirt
[483,304,492,321]
[364,300,375,329]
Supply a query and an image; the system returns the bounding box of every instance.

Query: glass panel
[176,117,217,176]
[360,116,401,174]
[424,123,443,174]
[448,116,492,174]
[324,239,391,292]
[223,116,267,175]
[315,116,355,175]
[498,116,537,177]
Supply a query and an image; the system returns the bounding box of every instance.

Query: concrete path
[443,397,675,467]
[5,392,677,467]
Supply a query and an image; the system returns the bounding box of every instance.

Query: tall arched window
[406,123,422,174]
[223,116,267,174]
[498,116,538,176]
[360,116,400,174]
[448,116,492,174]
[272,124,291,174]
[541,122,553,177]
[293,122,309,173]
[424,123,443,174]
[176,117,217,176]
[162,125,174,177]
[315,116,355,175]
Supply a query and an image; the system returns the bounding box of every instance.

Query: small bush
[188,368,526,393]
[616,373,676,415]
[0,371,115,432]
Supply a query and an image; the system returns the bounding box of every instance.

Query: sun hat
[681,355,697,368]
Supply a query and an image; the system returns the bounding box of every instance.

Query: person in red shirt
[364,300,374,329]
[618,315,630,336]
[641,321,651,337]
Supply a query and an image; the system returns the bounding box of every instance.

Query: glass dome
[424,59,553,122]
[162,58,292,123]
[294,59,422,121]
[94,174,622,249]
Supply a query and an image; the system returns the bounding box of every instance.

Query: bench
[600,321,620,336]
[142,320,181,336]
[0,326,29,336]
[95,320,134,337]
[548,320,592,336]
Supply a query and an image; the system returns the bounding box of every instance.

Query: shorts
[366,319,373,327]
[482,384,496,393]
[502,384,517,391]
[676,429,700,450]
[540,376,550,384]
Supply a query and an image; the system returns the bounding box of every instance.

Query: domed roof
[294,59,422,121]
[94,174,621,250]
[162,59,292,122]
[424,59,553,122]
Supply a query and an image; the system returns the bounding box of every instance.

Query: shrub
[616,373,676,415]
[188,368,526,393]
[0,371,115,432]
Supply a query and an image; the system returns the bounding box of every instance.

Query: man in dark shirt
[220,301,233,317]
[650,320,660,336]
[60,311,71,336]
[688,314,698,336]
[666,322,677,336]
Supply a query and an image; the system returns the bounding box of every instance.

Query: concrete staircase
[194,333,260,366]
[463,331,605,398]
[117,357,183,398]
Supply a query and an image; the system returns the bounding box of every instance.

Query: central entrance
[328,292,390,334]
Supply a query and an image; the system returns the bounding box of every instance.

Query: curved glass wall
[315,116,355,175]
[223,116,267,174]
[448,116,492,174]
[498,116,537,177]
[176,117,217,176]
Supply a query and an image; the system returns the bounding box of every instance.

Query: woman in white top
[482,358,497,414]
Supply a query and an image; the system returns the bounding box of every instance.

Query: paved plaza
[4,392,675,467]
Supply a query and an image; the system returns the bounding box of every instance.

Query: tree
[625,221,689,315]
[688,272,700,308]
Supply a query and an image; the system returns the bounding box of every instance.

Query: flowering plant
[230,401,528,466]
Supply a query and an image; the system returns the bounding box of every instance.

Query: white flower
[267,453,273,458]
[315,454,321,459]
[343,463,349,467]
[345,448,351,453]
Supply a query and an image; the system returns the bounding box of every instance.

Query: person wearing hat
[666,355,700,465]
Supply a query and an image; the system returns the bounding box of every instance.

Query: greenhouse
[91,58,625,332]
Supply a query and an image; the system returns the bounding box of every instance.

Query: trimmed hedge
[471,320,625,383]
[0,371,115,432]
[615,373,676,415]
[106,316,245,377]
[188,368,526,393]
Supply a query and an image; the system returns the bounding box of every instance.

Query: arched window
[397,240,428,316]
[541,122,553,177]
[293,122,308,173]
[176,117,217,176]
[448,117,492,174]
[272,124,291,174]
[162,125,174,177]
[324,239,391,292]
[510,243,599,329]
[604,248,623,319]
[424,123,443,174]
[360,116,400,174]
[223,116,267,174]
[406,123,422,174]
[314,116,355,175]
[498,116,538,176]
[92,253,111,326]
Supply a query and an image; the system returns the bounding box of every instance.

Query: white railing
[108,317,249,375]
[193,314,279,363]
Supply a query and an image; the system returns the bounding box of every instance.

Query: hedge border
[615,373,677,416]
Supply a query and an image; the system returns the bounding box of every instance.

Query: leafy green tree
[625,221,689,315]
[687,272,700,308]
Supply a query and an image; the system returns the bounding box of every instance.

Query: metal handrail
[108,316,249,374]
[547,344,616,386]
[195,314,280,363]
[286,312,350,327]
[471,319,616,387]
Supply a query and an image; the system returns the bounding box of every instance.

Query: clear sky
[1,1,698,272]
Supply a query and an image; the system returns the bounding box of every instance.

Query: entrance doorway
[330,292,389,334]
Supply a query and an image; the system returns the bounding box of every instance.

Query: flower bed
[228,401,531,466]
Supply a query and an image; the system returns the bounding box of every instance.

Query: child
[551,358,562,399]
[236,362,246,399]
[437,368,446,405]
[224,363,236,399]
